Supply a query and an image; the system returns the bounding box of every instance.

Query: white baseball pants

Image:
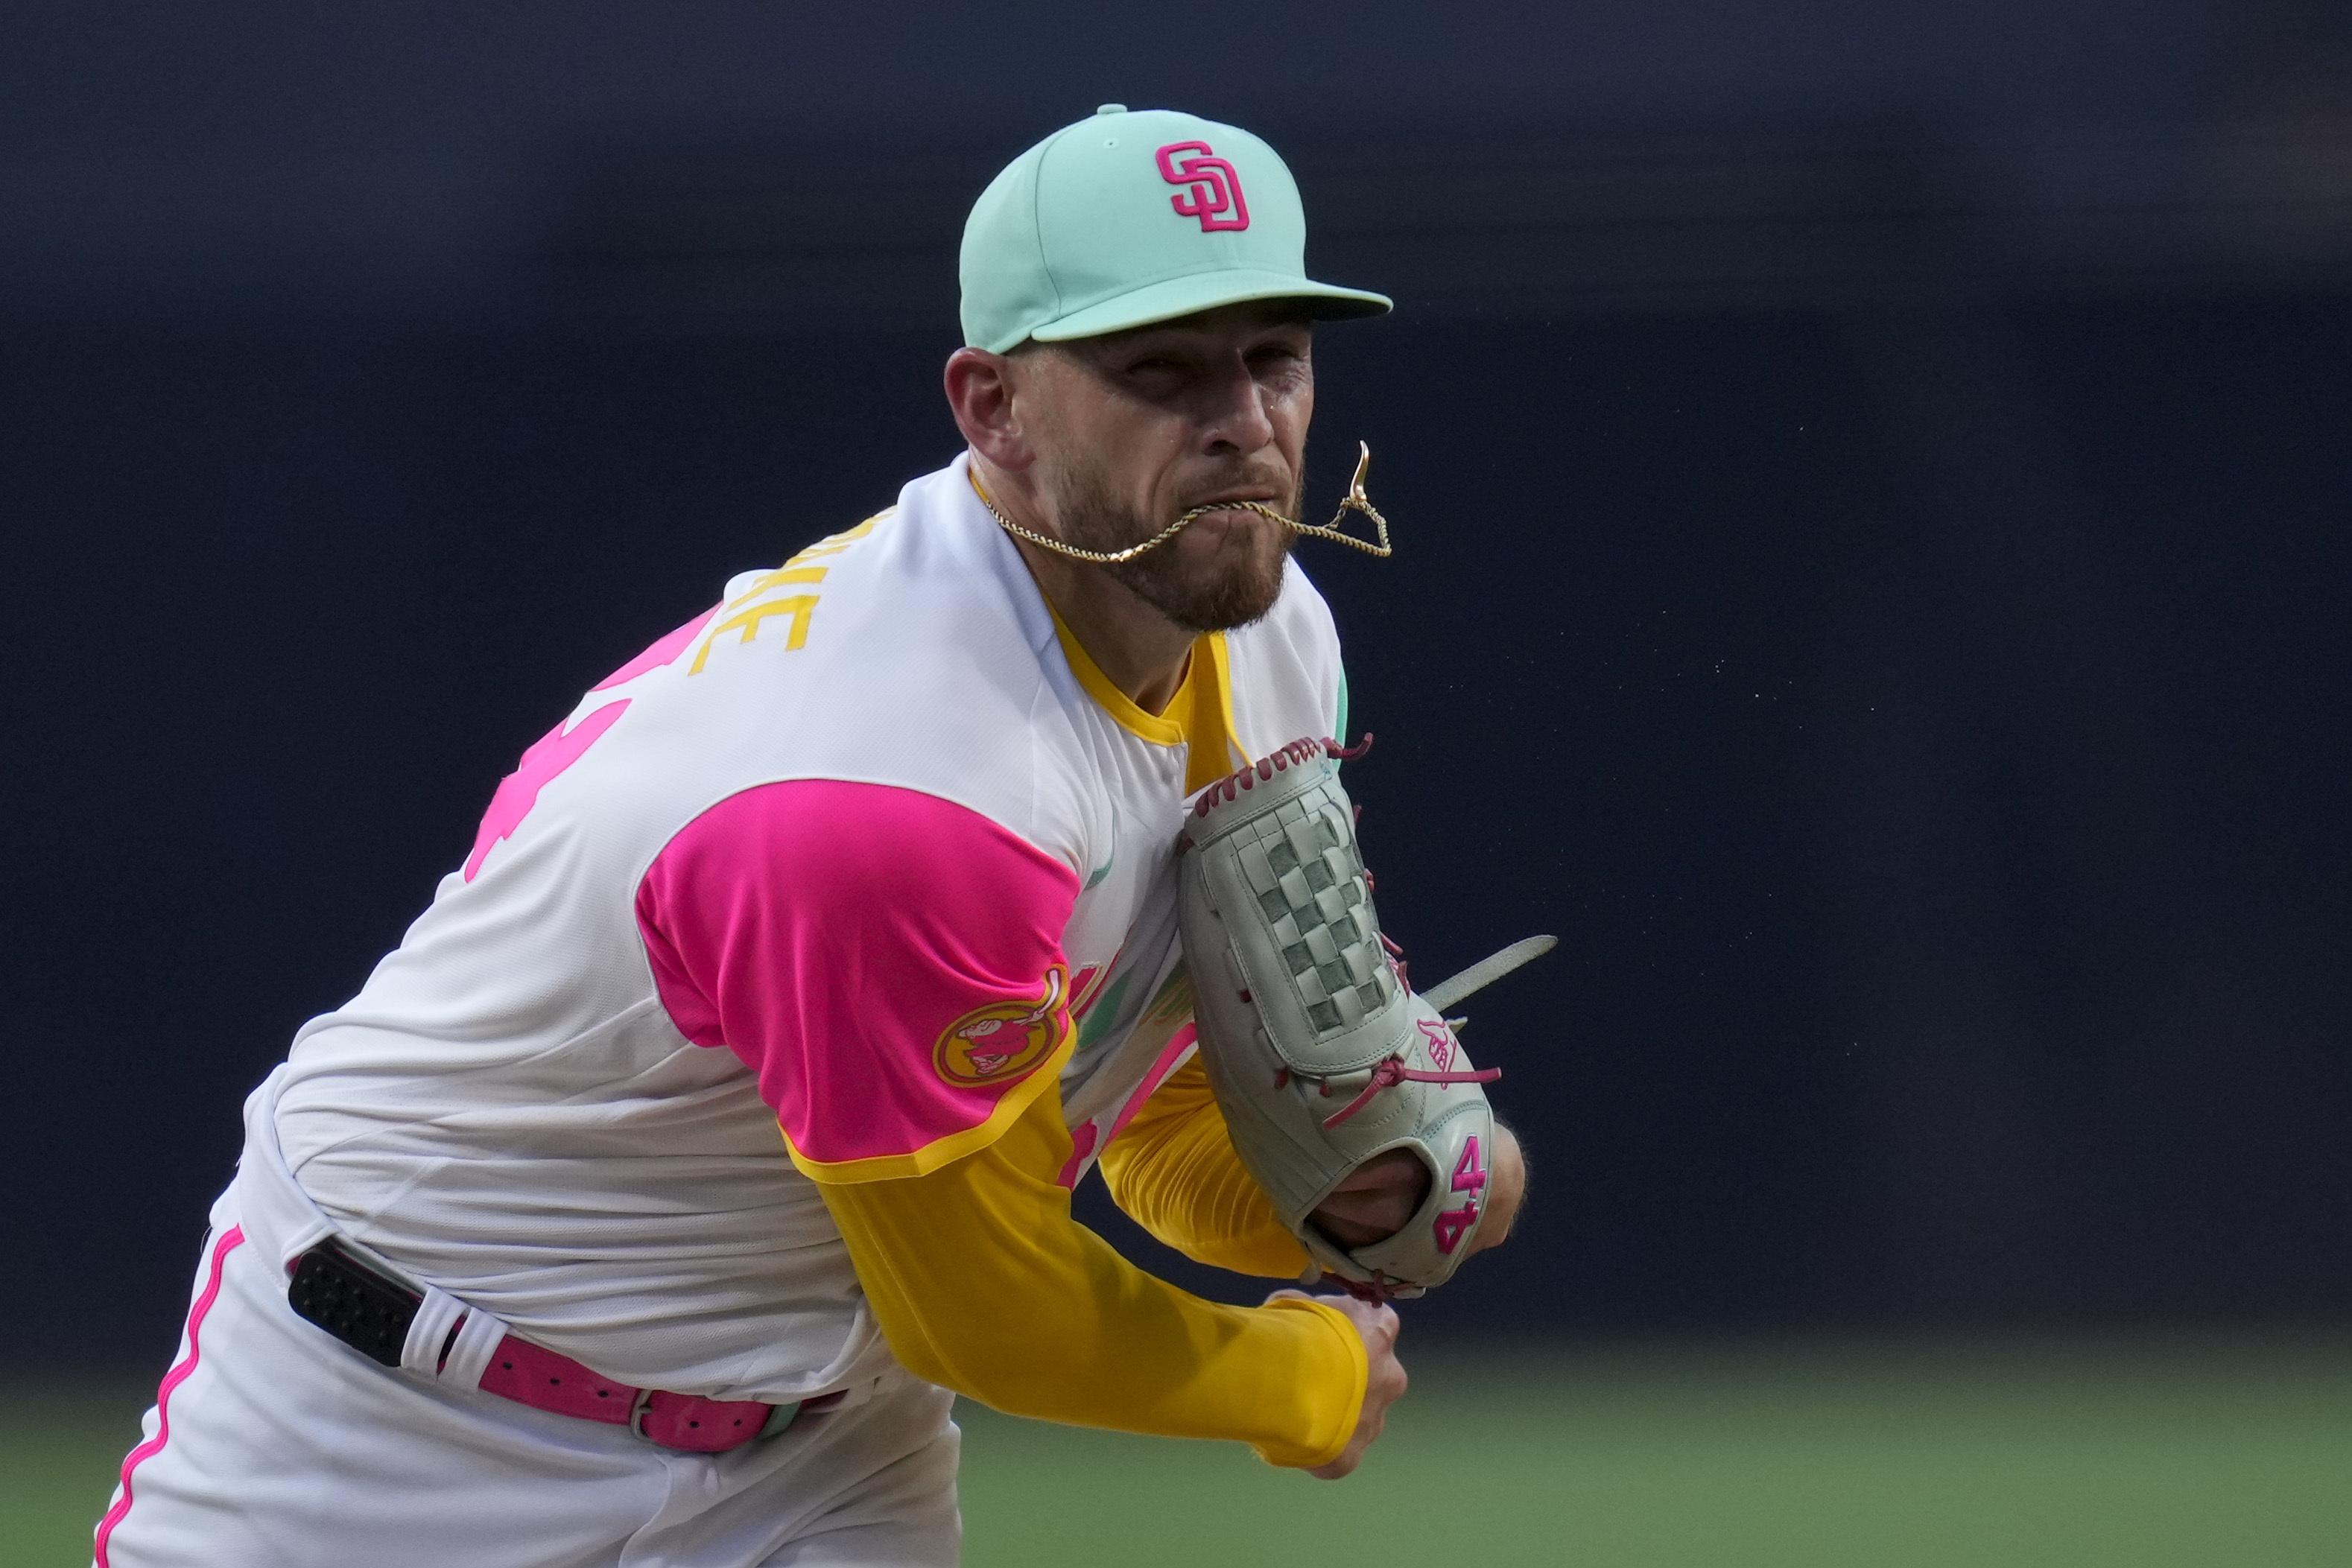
[91,1186,963,1568]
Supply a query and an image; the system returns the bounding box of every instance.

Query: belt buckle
[627,1386,656,1441]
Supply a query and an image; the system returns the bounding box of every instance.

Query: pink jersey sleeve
[635,779,1081,1182]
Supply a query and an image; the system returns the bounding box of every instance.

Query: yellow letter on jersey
[691,594,820,673]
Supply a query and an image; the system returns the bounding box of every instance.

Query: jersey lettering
[688,511,888,676]
[690,595,820,671]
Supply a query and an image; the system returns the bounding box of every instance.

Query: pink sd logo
[1155,140,1250,232]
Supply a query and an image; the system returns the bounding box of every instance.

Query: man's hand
[1308,1121,1527,1257]
[1309,1150,1429,1249]
[1267,1289,1406,1479]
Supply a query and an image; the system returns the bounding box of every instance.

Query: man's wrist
[1250,1295,1369,1469]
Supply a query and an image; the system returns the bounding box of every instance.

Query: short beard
[1043,460,1301,633]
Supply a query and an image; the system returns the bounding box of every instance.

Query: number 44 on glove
[1177,737,1553,1298]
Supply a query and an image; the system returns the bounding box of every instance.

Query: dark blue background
[6,1,2348,1369]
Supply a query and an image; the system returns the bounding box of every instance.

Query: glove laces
[1319,1055,1502,1131]
[1192,733,1373,816]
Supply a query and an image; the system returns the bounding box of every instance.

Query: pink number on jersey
[462,699,630,882]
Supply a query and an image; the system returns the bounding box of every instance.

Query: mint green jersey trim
[1077,973,1136,1054]
[1085,802,1119,889]
[1334,661,1351,743]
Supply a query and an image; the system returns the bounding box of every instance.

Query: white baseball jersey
[270,451,1344,1402]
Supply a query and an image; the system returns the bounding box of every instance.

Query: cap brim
[1027,268,1392,345]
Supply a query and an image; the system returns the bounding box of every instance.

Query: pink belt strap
[472,1332,838,1453]
[283,1241,840,1453]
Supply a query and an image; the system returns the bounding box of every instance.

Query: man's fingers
[1310,1150,1433,1248]
[1291,1290,1411,1481]
[1264,1291,1401,1344]
[1328,1148,1425,1198]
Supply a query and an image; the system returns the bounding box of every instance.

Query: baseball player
[94,104,1527,1568]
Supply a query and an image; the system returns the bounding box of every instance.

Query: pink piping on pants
[94,1224,247,1568]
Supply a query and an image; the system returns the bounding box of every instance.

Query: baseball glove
[1176,736,1553,1297]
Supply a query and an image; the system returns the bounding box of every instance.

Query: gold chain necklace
[977,441,1394,565]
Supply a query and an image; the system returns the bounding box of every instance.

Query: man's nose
[1200,357,1276,455]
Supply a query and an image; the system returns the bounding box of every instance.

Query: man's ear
[944,347,1036,472]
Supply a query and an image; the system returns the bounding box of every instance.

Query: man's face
[1018,302,1314,632]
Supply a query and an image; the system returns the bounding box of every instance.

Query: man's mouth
[1185,491,1284,518]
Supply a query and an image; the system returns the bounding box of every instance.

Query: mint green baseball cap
[960,105,1392,352]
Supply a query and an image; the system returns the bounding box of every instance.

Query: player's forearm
[1096,1056,1313,1278]
[815,1095,1365,1467]
[845,1197,1362,1464]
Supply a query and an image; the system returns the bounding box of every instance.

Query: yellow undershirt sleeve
[813,1077,1366,1469]
[1096,1056,1314,1279]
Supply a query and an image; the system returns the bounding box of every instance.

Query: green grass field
[19,1341,2348,1566]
